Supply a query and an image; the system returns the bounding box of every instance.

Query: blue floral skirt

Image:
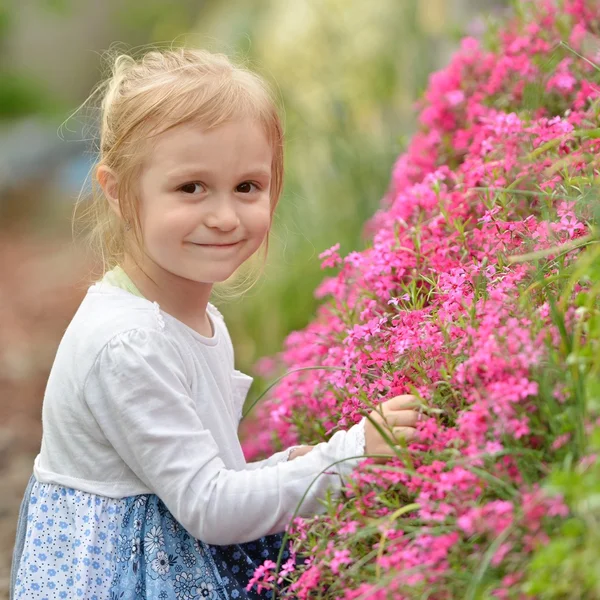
[11,474,293,599]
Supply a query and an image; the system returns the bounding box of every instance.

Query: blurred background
[0,0,505,595]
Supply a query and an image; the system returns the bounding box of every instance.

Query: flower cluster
[243,1,600,597]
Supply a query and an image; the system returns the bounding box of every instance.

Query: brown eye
[237,182,258,194]
[180,183,203,194]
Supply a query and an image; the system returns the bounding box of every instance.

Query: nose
[204,197,240,232]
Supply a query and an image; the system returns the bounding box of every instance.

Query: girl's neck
[120,253,214,337]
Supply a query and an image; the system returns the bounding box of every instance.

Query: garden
[240,1,600,597]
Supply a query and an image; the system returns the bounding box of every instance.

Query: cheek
[140,202,189,244]
[246,201,272,236]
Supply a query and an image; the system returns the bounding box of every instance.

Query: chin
[186,269,239,284]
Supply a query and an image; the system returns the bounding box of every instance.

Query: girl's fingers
[392,426,416,441]
[383,395,420,411]
[386,409,418,428]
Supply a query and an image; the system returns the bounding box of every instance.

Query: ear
[96,165,121,218]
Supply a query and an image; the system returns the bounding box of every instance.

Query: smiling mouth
[191,241,242,248]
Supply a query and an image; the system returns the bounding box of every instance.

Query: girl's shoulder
[45,282,186,394]
[81,280,166,333]
[59,283,231,380]
[206,302,225,322]
[88,280,225,328]
[63,283,173,364]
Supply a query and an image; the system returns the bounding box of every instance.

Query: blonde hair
[74,46,284,296]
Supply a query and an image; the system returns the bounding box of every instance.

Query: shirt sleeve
[244,447,300,469]
[83,328,367,545]
[245,418,367,470]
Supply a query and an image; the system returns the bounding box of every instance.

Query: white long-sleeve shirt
[33,280,366,545]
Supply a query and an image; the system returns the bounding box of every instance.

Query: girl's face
[135,117,273,286]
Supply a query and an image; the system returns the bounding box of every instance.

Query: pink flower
[446,90,465,106]
[277,557,296,584]
[319,243,343,269]
[551,432,571,450]
[338,521,360,536]
[245,560,277,594]
[329,548,352,574]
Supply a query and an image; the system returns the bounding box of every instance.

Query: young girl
[10,48,419,599]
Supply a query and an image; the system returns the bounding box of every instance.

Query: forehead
[145,118,273,173]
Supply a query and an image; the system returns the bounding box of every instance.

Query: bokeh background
[0,0,505,595]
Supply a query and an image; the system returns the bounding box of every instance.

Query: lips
[192,241,242,248]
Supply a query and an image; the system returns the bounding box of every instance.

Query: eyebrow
[166,167,271,181]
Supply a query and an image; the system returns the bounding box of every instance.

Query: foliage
[242,0,600,597]
[0,2,56,119]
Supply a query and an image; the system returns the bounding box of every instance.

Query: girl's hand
[288,445,314,461]
[364,395,420,463]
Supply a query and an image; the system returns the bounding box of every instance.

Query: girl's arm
[85,328,366,546]
[288,445,314,460]
[244,445,315,470]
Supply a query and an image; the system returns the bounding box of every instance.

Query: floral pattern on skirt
[11,475,291,600]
